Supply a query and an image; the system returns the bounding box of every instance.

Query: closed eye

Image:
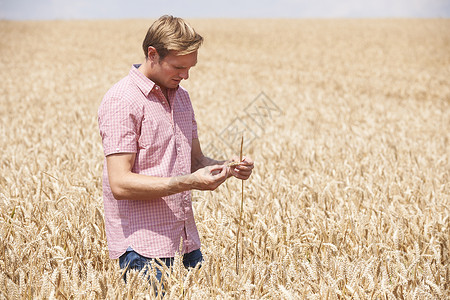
[174,63,196,70]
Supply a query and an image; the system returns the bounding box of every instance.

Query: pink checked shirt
[98,64,201,259]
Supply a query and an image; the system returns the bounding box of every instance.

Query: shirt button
[154,86,159,90]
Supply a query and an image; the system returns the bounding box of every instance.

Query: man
[97,15,254,282]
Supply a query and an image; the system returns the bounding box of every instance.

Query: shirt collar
[129,64,156,97]
[129,64,180,97]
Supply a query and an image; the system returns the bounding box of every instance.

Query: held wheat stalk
[235,135,244,275]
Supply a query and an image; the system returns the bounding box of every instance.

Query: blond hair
[142,15,203,59]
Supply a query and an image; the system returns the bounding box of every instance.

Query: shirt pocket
[138,115,172,150]
[174,110,193,144]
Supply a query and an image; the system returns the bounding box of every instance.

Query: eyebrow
[175,61,197,69]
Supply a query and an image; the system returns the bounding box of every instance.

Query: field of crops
[0,19,449,299]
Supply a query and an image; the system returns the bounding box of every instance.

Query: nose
[180,69,189,80]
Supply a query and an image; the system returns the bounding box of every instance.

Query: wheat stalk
[235,134,244,275]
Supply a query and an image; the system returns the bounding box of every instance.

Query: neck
[138,61,170,102]
[138,60,152,79]
[138,60,169,90]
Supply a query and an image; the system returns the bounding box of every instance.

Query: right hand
[190,165,228,191]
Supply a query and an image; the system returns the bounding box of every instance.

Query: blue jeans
[119,249,203,283]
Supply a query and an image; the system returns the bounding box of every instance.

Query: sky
[1,0,450,20]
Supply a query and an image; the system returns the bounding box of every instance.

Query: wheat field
[0,19,449,299]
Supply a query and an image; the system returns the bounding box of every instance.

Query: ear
[147,46,159,62]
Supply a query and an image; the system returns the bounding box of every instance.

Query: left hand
[226,156,254,180]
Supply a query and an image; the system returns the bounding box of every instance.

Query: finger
[232,172,250,180]
[219,165,227,176]
[234,171,252,179]
[214,165,228,179]
[228,161,253,168]
[229,168,240,178]
[241,156,254,165]
[235,164,253,170]
[233,167,253,175]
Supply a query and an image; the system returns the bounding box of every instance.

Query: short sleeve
[98,95,142,157]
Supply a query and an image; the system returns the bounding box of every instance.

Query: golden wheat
[0,18,449,299]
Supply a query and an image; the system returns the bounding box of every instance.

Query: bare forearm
[111,172,193,201]
[107,152,229,200]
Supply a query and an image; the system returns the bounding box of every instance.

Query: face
[150,50,198,90]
